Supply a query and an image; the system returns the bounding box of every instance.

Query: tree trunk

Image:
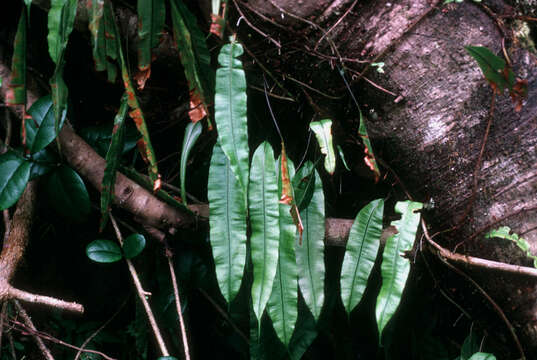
[238,0,537,356]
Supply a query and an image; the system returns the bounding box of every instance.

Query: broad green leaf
[100,95,129,231]
[123,233,146,259]
[208,143,247,304]
[358,107,380,181]
[309,119,335,175]
[137,0,165,72]
[79,123,139,157]
[106,0,160,185]
[0,151,31,210]
[465,46,514,93]
[337,145,351,171]
[296,169,325,321]
[340,198,384,314]
[25,95,65,154]
[8,9,27,107]
[47,0,77,130]
[267,158,298,347]
[214,39,249,193]
[468,353,496,360]
[170,0,214,122]
[157,357,179,360]
[249,142,280,322]
[376,201,422,340]
[28,148,58,180]
[292,161,315,212]
[86,239,122,263]
[45,165,91,223]
[180,121,202,205]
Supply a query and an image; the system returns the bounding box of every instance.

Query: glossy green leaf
[28,148,58,180]
[45,165,91,223]
[292,161,315,212]
[137,0,165,71]
[341,198,384,315]
[25,95,65,154]
[249,142,280,322]
[337,145,351,171]
[486,226,537,267]
[123,233,146,259]
[100,95,129,231]
[309,119,335,175]
[358,107,381,181]
[296,169,325,321]
[267,158,298,347]
[8,9,27,106]
[170,0,213,121]
[180,121,202,205]
[465,46,514,93]
[376,201,422,340]
[208,143,247,304]
[106,1,159,185]
[79,123,139,157]
[214,39,249,193]
[0,151,31,210]
[47,0,77,130]
[86,239,122,263]
[468,353,496,360]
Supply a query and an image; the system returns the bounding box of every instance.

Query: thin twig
[232,0,281,48]
[422,219,537,278]
[74,297,129,360]
[432,253,525,360]
[9,315,116,360]
[12,300,54,360]
[8,288,83,314]
[167,255,191,360]
[286,75,342,99]
[109,214,170,357]
[248,85,295,102]
[314,0,358,51]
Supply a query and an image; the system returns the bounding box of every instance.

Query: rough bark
[240,0,537,356]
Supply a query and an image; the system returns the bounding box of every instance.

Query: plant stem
[109,214,170,357]
[167,255,191,360]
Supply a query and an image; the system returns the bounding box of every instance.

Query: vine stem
[13,300,54,360]
[167,254,191,360]
[109,214,170,357]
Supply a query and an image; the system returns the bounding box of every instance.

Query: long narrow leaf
[309,119,335,175]
[137,0,165,71]
[106,1,160,186]
[47,0,77,129]
[8,9,27,107]
[267,158,298,347]
[292,161,315,212]
[88,0,105,70]
[170,0,213,122]
[249,142,280,322]
[180,122,202,205]
[296,169,325,321]
[100,95,129,231]
[340,198,384,315]
[208,143,247,304]
[375,200,422,340]
[214,39,249,193]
